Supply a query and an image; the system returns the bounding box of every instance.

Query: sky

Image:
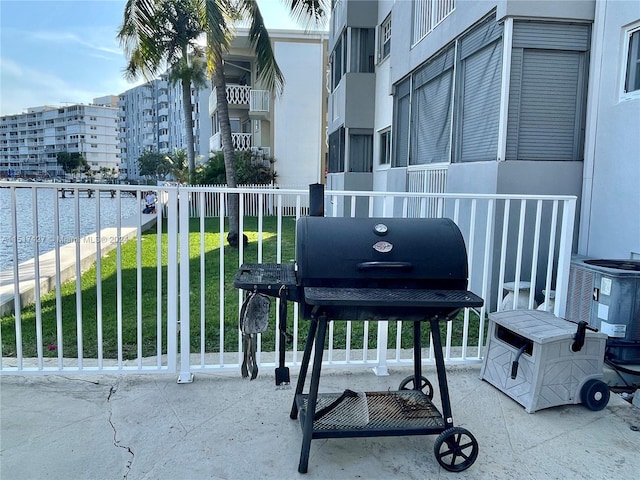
[0,0,323,115]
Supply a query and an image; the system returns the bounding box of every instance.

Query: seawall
[0,214,157,316]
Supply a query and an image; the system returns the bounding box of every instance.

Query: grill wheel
[433,426,479,472]
[398,375,434,400]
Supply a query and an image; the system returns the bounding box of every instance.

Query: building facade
[0,102,119,179]
[209,28,328,186]
[118,74,212,181]
[328,0,639,260]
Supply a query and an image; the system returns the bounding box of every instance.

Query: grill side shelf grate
[234,263,299,300]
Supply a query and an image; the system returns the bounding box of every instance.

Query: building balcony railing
[209,132,253,152]
[209,85,270,117]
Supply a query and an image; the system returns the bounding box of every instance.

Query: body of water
[0,186,139,271]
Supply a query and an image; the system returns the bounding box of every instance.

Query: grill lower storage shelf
[295,390,445,438]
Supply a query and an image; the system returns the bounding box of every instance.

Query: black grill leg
[298,315,327,474]
[413,321,422,389]
[290,317,318,419]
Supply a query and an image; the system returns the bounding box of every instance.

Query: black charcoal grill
[234,215,484,473]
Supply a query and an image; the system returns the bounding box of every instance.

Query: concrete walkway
[0,214,157,316]
[1,364,639,480]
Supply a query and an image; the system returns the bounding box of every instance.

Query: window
[625,27,640,94]
[351,28,375,73]
[413,0,455,45]
[379,15,391,61]
[506,22,590,161]
[331,33,347,90]
[454,17,503,162]
[348,133,373,172]
[392,78,411,167]
[328,127,345,173]
[412,46,455,164]
[379,129,391,165]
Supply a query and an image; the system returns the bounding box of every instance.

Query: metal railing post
[177,186,194,383]
[166,188,179,374]
[554,198,577,318]
[373,321,389,376]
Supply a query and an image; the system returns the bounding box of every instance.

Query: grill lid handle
[356,261,413,271]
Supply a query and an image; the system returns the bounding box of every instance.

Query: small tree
[196,150,276,185]
[165,149,190,184]
[57,151,87,176]
[137,151,171,180]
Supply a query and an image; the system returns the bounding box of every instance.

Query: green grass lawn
[1,216,485,360]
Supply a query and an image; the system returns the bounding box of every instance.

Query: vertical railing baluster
[96,189,103,369]
[529,200,543,309]
[74,187,83,369]
[10,187,23,369]
[136,190,143,369]
[166,188,179,374]
[178,186,193,383]
[200,191,206,367]
[31,187,43,369]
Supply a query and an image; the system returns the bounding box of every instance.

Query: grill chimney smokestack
[309,183,324,217]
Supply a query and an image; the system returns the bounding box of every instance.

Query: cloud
[0,57,23,77]
[30,30,122,56]
[0,56,110,114]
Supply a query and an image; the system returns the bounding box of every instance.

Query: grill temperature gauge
[373,223,388,235]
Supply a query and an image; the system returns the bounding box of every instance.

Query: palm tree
[118,0,206,184]
[204,0,328,246]
[119,0,328,246]
[165,149,190,184]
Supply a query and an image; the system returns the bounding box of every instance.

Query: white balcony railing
[0,182,576,380]
[209,132,252,152]
[249,90,270,113]
[407,164,448,217]
[209,85,258,115]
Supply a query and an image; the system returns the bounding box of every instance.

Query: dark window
[328,127,345,173]
[349,134,373,172]
[351,28,375,73]
[331,33,347,90]
[625,28,640,93]
[392,78,411,167]
[379,129,391,165]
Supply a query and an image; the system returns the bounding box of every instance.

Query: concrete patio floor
[1,364,639,480]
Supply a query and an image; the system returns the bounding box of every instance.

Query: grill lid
[296,217,469,290]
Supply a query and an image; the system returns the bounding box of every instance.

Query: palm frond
[239,0,284,95]
[281,0,329,31]
[204,0,235,76]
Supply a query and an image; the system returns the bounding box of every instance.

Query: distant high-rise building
[117,73,212,181]
[0,101,119,179]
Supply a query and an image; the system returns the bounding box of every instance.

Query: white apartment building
[0,102,119,178]
[209,28,328,186]
[328,0,639,261]
[118,74,212,181]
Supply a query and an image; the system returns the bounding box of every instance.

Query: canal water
[0,187,139,271]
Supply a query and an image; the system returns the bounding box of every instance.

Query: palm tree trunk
[181,77,197,184]
[213,58,241,247]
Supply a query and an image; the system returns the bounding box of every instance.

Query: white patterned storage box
[480,310,607,413]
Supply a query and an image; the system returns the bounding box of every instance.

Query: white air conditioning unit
[566,256,640,364]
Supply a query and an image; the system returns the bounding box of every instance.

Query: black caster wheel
[399,375,434,400]
[581,379,610,411]
[433,426,479,472]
